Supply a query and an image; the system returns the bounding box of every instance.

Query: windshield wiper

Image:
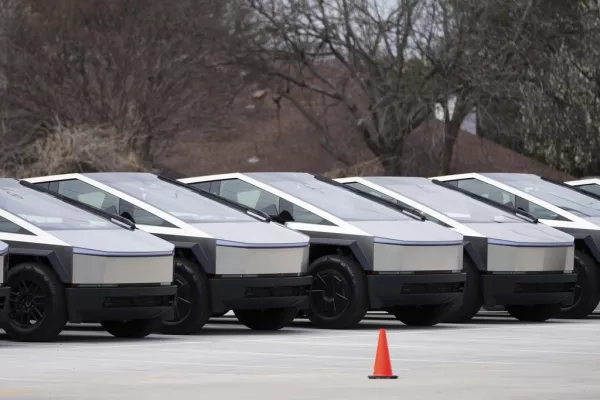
[157,175,272,223]
[18,180,136,230]
[312,174,427,221]
[431,179,539,224]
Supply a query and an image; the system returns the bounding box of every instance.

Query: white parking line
[234,341,600,357]
[73,349,560,367]
[0,377,64,383]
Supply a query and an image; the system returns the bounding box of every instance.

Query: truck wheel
[392,303,453,326]
[505,304,561,322]
[4,262,67,342]
[443,256,483,323]
[234,307,298,330]
[159,257,211,335]
[560,249,600,319]
[101,318,161,338]
[305,254,368,329]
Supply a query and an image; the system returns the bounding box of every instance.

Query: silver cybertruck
[0,178,176,342]
[179,172,467,329]
[335,176,577,322]
[23,173,312,333]
[434,172,600,319]
[0,241,9,324]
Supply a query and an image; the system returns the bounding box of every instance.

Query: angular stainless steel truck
[0,178,177,342]
[433,172,600,319]
[23,173,312,333]
[334,176,577,322]
[178,172,467,329]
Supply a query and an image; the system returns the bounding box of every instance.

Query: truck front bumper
[367,272,466,309]
[481,272,577,307]
[66,284,177,323]
[209,275,312,313]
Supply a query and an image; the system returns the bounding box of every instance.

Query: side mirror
[269,215,286,224]
[120,212,135,223]
[278,210,294,222]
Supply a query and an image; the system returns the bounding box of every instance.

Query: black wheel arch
[573,235,600,264]
[7,249,69,283]
[308,239,370,271]
[463,241,486,272]
[171,242,213,274]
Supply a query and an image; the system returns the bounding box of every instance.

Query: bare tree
[469,0,597,176]
[230,0,600,177]
[229,0,562,175]
[228,0,445,175]
[419,0,558,174]
[0,0,246,169]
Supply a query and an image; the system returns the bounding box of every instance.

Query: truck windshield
[364,177,522,223]
[90,173,254,223]
[486,174,600,218]
[247,173,411,221]
[0,180,117,231]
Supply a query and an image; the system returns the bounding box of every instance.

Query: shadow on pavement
[60,321,308,337]
[0,331,176,344]
[48,308,587,340]
[465,317,572,325]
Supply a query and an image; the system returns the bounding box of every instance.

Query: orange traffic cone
[368,328,397,379]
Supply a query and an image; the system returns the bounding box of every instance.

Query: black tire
[234,307,298,330]
[443,255,483,323]
[4,262,67,342]
[392,303,454,326]
[101,318,161,338]
[305,254,368,329]
[505,304,561,322]
[159,257,212,335]
[560,249,600,319]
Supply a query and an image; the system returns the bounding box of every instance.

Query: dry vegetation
[0,0,245,177]
[0,125,149,178]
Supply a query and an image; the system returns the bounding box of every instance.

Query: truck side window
[0,216,33,235]
[190,179,333,225]
[449,178,567,221]
[55,179,174,227]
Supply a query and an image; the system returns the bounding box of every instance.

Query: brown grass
[0,124,150,178]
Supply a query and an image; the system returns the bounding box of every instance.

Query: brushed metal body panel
[72,254,174,284]
[373,242,463,272]
[487,244,574,273]
[215,245,309,275]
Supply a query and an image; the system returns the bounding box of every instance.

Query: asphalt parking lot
[1,311,600,400]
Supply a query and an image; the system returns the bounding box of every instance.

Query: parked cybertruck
[0,241,9,324]
[0,178,176,342]
[335,176,577,322]
[178,172,467,329]
[433,172,600,319]
[23,173,312,333]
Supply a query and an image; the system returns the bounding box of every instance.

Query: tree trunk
[440,118,462,175]
[379,145,406,176]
